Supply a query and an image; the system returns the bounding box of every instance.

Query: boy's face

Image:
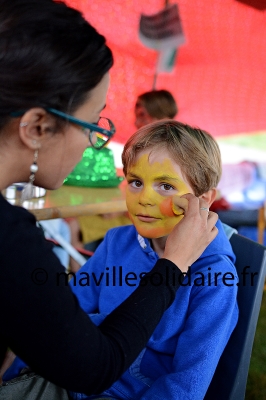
[126,148,194,239]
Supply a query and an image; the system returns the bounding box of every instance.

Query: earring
[20,122,28,127]
[21,150,39,202]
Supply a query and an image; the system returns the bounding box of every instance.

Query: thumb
[172,194,190,215]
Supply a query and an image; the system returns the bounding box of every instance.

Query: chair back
[204,233,266,400]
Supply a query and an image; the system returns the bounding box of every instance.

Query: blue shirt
[70,219,238,400]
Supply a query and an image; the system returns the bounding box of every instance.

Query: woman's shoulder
[0,195,51,258]
[0,194,36,233]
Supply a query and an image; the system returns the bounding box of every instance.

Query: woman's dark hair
[0,0,113,129]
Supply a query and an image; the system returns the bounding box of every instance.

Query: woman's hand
[163,193,218,272]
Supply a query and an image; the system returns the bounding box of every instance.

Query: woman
[0,0,218,395]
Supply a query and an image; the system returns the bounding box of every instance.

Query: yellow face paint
[126,149,193,239]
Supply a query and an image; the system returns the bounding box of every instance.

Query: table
[20,183,127,221]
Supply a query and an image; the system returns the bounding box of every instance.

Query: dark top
[0,193,183,395]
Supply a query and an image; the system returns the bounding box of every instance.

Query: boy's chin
[135,216,184,239]
[136,226,173,240]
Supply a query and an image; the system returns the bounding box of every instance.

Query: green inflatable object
[64,147,123,188]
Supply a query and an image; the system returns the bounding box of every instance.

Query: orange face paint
[160,197,175,217]
[126,149,193,239]
[159,196,186,217]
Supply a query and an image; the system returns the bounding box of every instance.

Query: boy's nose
[138,187,154,206]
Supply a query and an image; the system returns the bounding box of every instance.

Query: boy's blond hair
[122,120,222,197]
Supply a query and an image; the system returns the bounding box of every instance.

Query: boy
[70,120,238,400]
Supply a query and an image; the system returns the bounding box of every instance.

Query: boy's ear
[199,188,217,207]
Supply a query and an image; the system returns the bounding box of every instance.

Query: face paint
[126,149,194,239]
[159,196,185,217]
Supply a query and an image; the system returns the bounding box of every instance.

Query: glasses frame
[11,108,116,150]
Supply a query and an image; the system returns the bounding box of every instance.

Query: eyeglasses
[11,108,116,150]
[47,108,116,149]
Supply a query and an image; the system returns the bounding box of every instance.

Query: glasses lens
[93,132,110,149]
[92,117,114,149]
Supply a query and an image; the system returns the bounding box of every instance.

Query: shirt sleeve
[0,211,183,395]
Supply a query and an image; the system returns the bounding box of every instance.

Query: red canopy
[65,0,266,144]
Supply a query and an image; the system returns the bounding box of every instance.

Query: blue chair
[204,233,266,400]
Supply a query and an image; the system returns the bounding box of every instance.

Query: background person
[134,89,178,129]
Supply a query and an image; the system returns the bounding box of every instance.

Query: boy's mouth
[136,214,160,222]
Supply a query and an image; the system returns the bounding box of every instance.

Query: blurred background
[64,0,266,150]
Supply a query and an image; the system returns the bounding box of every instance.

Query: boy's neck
[150,236,168,258]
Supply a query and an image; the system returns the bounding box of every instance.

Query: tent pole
[152,0,170,89]
[152,71,158,90]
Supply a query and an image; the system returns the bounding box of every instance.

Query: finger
[207,211,218,224]
[210,226,219,240]
[207,212,218,231]
[199,207,210,215]
[180,193,199,215]
[197,199,210,218]
[172,195,189,215]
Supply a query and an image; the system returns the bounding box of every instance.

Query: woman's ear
[199,188,217,207]
[18,108,53,150]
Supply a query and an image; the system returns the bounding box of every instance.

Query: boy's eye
[160,183,174,191]
[129,180,142,188]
